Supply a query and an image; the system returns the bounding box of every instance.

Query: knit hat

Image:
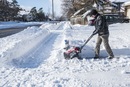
[88,9,98,16]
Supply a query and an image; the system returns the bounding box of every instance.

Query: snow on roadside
[0,22,130,87]
[0,25,49,67]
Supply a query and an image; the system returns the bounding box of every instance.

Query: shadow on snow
[11,33,59,68]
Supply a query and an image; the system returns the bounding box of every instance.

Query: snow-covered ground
[0,21,130,87]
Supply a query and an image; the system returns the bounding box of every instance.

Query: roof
[123,1,130,6]
[71,8,85,17]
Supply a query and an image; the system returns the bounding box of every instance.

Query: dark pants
[95,34,114,57]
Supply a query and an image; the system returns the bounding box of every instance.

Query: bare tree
[61,0,95,19]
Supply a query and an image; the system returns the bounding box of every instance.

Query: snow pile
[0,26,49,67]
[0,22,130,87]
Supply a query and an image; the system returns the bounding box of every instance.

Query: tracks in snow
[11,23,66,68]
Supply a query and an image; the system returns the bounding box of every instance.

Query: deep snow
[0,21,130,87]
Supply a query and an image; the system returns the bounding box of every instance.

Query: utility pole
[52,0,54,20]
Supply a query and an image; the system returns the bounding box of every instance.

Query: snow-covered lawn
[0,22,130,87]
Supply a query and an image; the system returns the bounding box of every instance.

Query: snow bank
[0,25,50,67]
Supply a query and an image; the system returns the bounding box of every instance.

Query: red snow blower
[63,34,94,59]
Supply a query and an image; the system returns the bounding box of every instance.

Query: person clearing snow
[87,9,114,59]
[63,9,114,59]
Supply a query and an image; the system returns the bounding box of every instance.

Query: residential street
[0,24,41,38]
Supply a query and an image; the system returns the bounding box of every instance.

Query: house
[70,0,130,25]
[70,0,123,25]
[124,1,130,19]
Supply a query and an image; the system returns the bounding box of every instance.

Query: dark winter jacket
[93,14,109,36]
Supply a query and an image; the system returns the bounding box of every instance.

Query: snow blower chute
[63,34,94,59]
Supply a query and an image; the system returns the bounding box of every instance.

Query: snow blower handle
[80,34,94,51]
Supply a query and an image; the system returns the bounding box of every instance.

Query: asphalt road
[0,24,41,38]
